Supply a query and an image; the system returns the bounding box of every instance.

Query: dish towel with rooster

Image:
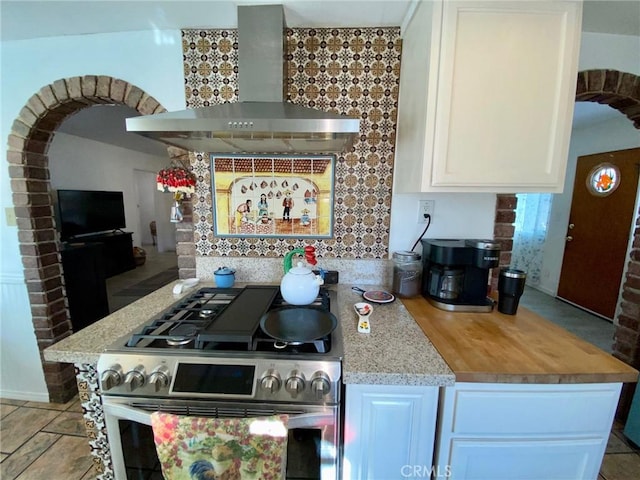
[150,412,289,480]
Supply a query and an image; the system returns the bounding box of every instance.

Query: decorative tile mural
[182,27,401,259]
[211,155,335,238]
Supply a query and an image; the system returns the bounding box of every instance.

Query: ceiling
[4,0,639,156]
[2,0,639,42]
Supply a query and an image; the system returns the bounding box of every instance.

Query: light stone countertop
[339,286,454,386]
[44,282,454,386]
[43,281,194,364]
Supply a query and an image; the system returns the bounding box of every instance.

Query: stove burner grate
[123,287,333,354]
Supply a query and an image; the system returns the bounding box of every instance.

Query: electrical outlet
[417,200,435,223]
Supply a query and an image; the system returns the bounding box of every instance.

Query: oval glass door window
[586,163,620,197]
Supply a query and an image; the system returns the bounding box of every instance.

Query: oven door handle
[103,402,153,426]
[287,412,335,429]
[103,403,333,430]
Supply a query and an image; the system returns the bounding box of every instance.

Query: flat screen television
[57,189,126,240]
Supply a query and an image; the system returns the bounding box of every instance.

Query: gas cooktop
[107,286,341,357]
[98,286,343,403]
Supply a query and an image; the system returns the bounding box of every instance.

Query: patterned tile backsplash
[182,27,402,259]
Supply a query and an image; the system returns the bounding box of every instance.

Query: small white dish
[354,302,373,334]
[172,278,200,294]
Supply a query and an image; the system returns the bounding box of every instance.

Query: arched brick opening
[495,69,640,419]
[5,75,188,402]
[576,69,640,128]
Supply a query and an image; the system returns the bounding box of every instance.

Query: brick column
[491,194,517,291]
[614,211,640,420]
[168,148,197,279]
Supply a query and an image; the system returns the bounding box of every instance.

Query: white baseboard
[528,285,556,297]
[0,388,49,403]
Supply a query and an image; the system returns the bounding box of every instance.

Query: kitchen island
[44,283,637,480]
[43,282,454,479]
[401,296,638,480]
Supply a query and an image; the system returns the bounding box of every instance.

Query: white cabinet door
[394,0,583,193]
[446,437,605,480]
[435,383,621,480]
[343,384,439,480]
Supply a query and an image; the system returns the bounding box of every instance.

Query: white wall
[389,193,496,254]
[536,32,640,295]
[0,30,184,400]
[578,32,640,72]
[48,132,175,249]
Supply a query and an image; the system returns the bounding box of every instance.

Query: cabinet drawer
[446,437,605,480]
[448,384,619,436]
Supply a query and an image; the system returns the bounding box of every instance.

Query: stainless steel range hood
[126,5,360,154]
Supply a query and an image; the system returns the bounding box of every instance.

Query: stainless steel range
[98,285,343,480]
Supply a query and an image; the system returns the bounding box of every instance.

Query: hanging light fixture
[156,165,196,195]
[156,163,196,223]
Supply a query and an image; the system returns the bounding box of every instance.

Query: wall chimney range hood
[126,5,360,154]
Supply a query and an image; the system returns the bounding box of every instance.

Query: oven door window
[286,429,321,479]
[118,419,322,479]
[119,420,163,479]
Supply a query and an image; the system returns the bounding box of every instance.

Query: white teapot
[280,261,324,305]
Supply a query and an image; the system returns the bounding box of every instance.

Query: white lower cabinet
[434,382,622,480]
[448,437,605,480]
[343,384,439,480]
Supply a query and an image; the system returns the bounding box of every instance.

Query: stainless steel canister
[392,251,422,298]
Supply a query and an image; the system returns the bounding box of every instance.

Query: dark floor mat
[113,267,179,297]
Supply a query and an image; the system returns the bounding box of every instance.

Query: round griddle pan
[260,307,337,343]
[352,286,396,304]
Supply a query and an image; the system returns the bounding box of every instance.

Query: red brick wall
[492,194,517,290]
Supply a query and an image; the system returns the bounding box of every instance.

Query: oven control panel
[97,354,341,404]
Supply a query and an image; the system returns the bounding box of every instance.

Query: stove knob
[148,367,170,393]
[285,371,306,398]
[123,365,146,392]
[100,365,123,392]
[260,370,282,394]
[311,372,331,399]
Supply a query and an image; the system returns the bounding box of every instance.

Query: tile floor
[0,396,95,479]
[520,286,615,353]
[1,282,638,479]
[105,244,178,313]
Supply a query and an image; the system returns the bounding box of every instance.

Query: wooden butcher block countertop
[401,296,639,384]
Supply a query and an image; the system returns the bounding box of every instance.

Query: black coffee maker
[421,239,501,312]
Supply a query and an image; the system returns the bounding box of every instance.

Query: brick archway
[6,75,173,402]
[575,70,640,368]
[577,70,640,419]
[495,69,640,419]
[576,69,640,128]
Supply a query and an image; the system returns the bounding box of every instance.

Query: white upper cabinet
[394,0,583,193]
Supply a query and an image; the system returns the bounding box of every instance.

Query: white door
[134,170,157,246]
[155,190,176,253]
